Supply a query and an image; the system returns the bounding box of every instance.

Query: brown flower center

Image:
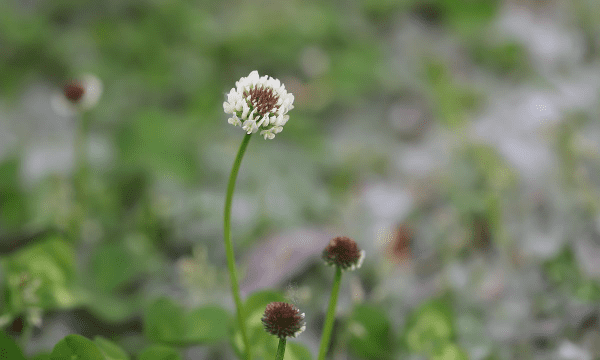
[323,236,361,267]
[243,86,279,117]
[64,82,85,102]
[262,302,304,338]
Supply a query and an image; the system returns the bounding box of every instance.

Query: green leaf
[94,336,130,360]
[144,297,230,345]
[2,234,79,312]
[138,345,181,360]
[30,354,51,360]
[144,297,186,343]
[346,304,395,360]
[183,305,230,343]
[430,343,469,360]
[91,234,159,294]
[85,292,143,323]
[544,246,580,287]
[0,330,26,360]
[50,334,106,360]
[575,280,600,302]
[403,298,455,357]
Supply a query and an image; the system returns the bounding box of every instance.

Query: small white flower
[228,114,242,126]
[223,71,294,139]
[51,74,103,116]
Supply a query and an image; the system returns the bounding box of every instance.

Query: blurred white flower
[223,70,294,140]
[51,74,103,116]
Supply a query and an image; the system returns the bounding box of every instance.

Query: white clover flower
[223,71,294,140]
[51,74,103,116]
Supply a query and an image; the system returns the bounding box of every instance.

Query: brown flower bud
[322,236,365,271]
[261,302,306,339]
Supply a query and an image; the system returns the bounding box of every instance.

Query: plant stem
[19,320,33,353]
[317,266,343,360]
[224,133,253,360]
[74,111,90,207]
[72,110,91,237]
[275,338,286,360]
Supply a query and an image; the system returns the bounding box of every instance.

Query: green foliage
[48,334,177,360]
[0,158,29,231]
[94,336,130,360]
[1,233,79,320]
[430,343,469,360]
[544,246,600,302]
[402,298,466,358]
[346,304,395,360]
[30,354,52,360]
[144,297,230,345]
[51,334,106,360]
[470,41,531,78]
[439,0,499,37]
[116,108,200,184]
[90,235,158,293]
[0,330,27,360]
[138,345,181,360]
[423,60,482,129]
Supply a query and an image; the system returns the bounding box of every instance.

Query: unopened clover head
[262,302,306,339]
[322,236,365,271]
[223,71,294,140]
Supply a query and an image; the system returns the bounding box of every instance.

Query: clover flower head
[261,302,306,339]
[64,81,85,102]
[322,236,365,271]
[52,74,103,116]
[223,71,294,140]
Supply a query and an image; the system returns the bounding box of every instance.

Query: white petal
[228,114,241,126]
[80,74,103,110]
[241,102,250,119]
[242,120,258,134]
[272,126,283,134]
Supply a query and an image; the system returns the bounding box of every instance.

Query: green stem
[72,110,91,237]
[274,338,286,360]
[317,266,343,360]
[224,133,252,360]
[74,111,90,206]
[19,320,33,352]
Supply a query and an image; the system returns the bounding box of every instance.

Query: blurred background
[1,0,600,359]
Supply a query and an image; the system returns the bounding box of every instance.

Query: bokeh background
[2,0,600,359]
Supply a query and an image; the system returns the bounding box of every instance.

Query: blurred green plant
[544,246,600,303]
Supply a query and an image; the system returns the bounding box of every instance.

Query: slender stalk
[71,110,91,238]
[224,133,253,360]
[74,111,90,207]
[19,320,33,353]
[317,266,343,360]
[274,338,287,360]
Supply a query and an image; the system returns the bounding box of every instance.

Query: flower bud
[322,236,365,271]
[261,302,306,339]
